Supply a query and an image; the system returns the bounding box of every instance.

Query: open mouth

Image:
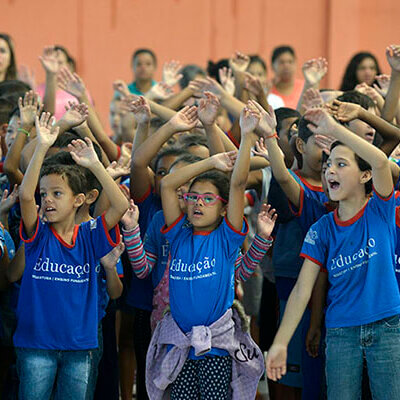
[45,207,56,212]
[365,132,374,142]
[193,209,203,216]
[328,179,340,190]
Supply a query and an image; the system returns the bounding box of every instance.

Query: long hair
[340,52,381,91]
[0,33,17,81]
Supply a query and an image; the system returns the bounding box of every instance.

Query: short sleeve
[220,217,249,258]
[19,216,46,247]
[300,219,328,270]
[161,213,187,244]
[369,187,395,224]
[84,214,121,260]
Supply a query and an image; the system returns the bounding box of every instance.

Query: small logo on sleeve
[304,229,318,245]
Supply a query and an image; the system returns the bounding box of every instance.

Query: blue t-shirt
[125,187,160,311]
[143,210,170,289]
[15,215,120,350]
[162,214,248,357]
[301,190,400,328]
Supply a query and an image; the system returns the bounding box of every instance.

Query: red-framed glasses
[183,192,227,206]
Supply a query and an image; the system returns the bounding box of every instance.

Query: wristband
[18,128,30,137]
[265,133,278,139]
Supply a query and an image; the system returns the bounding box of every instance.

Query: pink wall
[2,0,400,128]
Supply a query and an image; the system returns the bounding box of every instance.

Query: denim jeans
[325,314,400,400]
[16,347,93,400]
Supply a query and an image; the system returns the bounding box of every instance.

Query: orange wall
[1,0,400,128]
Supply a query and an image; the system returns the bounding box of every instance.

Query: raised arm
[306,108,393,197]
[227,104,260,231]
[161,152,236,226]
[19,113,59,237]
[382,45,400,123]
[130,96,151,155]
[39,46,60,115]
[251,101,302,206]
[68,138,129,230]
[130,106,198,200]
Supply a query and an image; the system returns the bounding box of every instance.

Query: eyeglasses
[183,192,227,206]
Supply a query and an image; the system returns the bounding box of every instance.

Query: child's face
[247,62,267,86]
[278,117,298,168]
[346,107,376,144]
[297,135,323,174]
[186,145,210,159]
[325,145,370,201]
[0,38,11,75]
[133,53,156,81]
[154,155,178,195]
[273,52,296,82]
[40,174,84,223]
[186,181,226,231]
[356,57,377,86]
[169,162,191,212]
[109,100,122,136]
[5,115,20,150]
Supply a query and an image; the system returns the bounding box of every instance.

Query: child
[146,104,276,399]
[267,108,400,399]
[16,112,128,399]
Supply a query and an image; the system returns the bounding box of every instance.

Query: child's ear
[0,124,8,137]
[360,170,372,185]
[219,204,228,218]
[295,137,306,154]
[74,193,86,208]
[85,189,99,205]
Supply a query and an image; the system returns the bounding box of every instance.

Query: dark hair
[169,154,203,171]
[0,80,31,108]
[179,65,206,89]
[180,132,208,148]
[42,151,101,193]
[336,90,375,110]
[190,170,230,203]
[249,55,267,72]
[154,147,186,172]
[40,161,87,196]
[322,151,329,165]
[54,45,76,71]
[271,45,295,64]
[207,59,229,82]
[0,34,17,81]
[132,48,157,66]
[330,141,372,194]
[340,52,381,91]
[297,116,315,143]
[0,98,14,125]
[275,107,301,135]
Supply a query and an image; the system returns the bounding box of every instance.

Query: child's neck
[51,215,77,245]
[298,165,322,187]
[337,193,368,221]
[136,79,153,94]
[75,205,92,224]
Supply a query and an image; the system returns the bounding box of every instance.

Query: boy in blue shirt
[16,112,128,400]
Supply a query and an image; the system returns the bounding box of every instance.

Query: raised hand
[100,237,125,271]
[168,106,198,132]
[106,157,131,180]
[386,44,400,72]
[229,51,250,73]
[162,60,183,87]
[68,137,99,168]
[249,100,277,137]
[266,344,287,381]
[35,112,59,147]
[212,151,237,172]
[302,57,328,86]
[146,82,173,101]
[256,203,277,239]
[18,65,36,90]
[58,67,86,98]
[305,108,337,135]
[0,184,19,216]
[60,101,89,128]
[303,88,324,111]
[39,46,59,75]
[113,80,130,98]
[252,138,270,160]
[240,103,261,135]
[219,67,235,96]
[373,74,390,97]
[314,134,335,154]
[121,199,139,231]
[18,91,43,130]
[129,96,151,124]
[197,91,220,126]
[244,72,264,97]
[328,99,361,122]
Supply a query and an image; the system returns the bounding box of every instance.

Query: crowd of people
[0,31,399,400]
